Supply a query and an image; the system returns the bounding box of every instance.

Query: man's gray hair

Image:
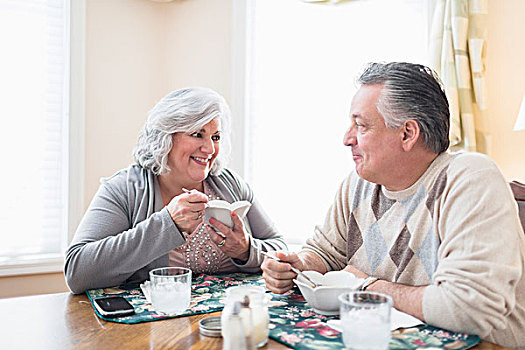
[357,62,450,154]
[133,87,231,175]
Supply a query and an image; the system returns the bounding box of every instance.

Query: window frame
[0,0,85,277]
[230,0,250,177]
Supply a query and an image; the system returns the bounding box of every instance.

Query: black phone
[93,297,135,318]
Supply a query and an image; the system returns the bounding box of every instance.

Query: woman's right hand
[166,189,208,235]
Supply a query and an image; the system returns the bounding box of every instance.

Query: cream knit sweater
[304,152,525,349]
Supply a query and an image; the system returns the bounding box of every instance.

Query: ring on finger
[197,211,203,219]
[218,239,226,247]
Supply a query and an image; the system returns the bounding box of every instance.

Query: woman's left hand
[208,212,250,262]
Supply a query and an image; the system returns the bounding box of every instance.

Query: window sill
[0,255,64,277]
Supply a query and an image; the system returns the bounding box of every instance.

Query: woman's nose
[201,137,215,154]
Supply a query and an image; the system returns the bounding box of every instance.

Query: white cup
[338,291,392,350]
[149,267,192,314]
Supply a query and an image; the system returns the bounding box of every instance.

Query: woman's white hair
[133,87,231,175]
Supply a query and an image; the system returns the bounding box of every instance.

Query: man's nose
[343,127,356,146]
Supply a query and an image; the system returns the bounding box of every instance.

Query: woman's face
[167,119,221,186]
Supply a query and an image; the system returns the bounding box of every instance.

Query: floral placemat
[267,291,481,350]
[86,272,264,324]
[86,273,481,349]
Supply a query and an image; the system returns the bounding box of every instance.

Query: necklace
[179,183,222,274]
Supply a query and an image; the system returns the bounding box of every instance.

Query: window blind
[0,0,69,267]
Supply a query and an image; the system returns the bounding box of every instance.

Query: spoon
[261,251,320,288]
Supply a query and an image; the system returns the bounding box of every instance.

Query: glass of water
[338,291,392,350]
[149,267,192,314]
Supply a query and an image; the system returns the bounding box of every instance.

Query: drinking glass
[338,291,392,350]
[149,267,192,314]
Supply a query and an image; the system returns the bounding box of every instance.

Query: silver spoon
[261,251,320,288]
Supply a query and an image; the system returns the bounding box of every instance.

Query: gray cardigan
[64,165,286,294]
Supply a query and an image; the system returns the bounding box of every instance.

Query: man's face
[343,84,404,186]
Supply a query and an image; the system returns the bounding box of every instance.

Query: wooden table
[0,292,507,349]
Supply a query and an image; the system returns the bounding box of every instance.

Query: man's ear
[400,119,420,151]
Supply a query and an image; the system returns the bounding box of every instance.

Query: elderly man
[262,62,525,348]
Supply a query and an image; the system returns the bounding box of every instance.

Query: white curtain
[429,0,488,152]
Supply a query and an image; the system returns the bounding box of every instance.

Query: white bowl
[293,271,364,315]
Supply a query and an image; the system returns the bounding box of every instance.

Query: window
[0,0,84,275]
[241,0,428,246]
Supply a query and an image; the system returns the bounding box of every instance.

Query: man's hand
[344,263,427,321]
[343,264,369,279]
[261,251,302,294]
[261,250,327,294]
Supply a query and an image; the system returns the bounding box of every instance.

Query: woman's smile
[190,155,211,166]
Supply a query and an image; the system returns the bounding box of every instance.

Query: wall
[84,0,234,204]
[485,0,525,182]
[85,0,169,200]
[0,273,69,299]
[164,0,233,100]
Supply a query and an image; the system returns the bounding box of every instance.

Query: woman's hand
[166,189,208,235]
[208,212,250,261]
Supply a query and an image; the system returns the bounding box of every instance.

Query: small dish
[293,270,364,315]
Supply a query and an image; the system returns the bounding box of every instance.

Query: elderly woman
[65,87,286,294]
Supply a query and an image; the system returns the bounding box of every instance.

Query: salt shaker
[221,286,270,348]
[222,300,254,350]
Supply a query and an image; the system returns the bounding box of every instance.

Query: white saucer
[313,308,340,316]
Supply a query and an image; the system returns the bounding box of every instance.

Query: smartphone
[93,296,135,318]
